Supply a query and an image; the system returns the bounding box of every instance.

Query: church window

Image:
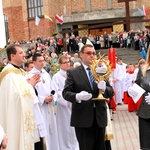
[27,0,43,18]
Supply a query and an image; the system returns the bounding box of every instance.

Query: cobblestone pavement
[111,104,140,150]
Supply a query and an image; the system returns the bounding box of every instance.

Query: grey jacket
[136,67,150,119]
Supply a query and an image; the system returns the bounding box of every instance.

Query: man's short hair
[58,55,68,64]
[117,57,122,61]
[32,53,43,61]
[24,61,33,68]
[6,44,22,61]
[80,44,94,53]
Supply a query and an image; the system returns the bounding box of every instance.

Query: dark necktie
[87,67,94,89]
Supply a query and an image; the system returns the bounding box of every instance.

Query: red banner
[108,48,116,69]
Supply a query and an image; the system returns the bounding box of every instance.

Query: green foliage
[0,66,4,72]
[144,24,150,27]
[52,32,58,36]
[50,63,60,77]
[0,48,5,52]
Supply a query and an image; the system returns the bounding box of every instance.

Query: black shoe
[117,103,122,105]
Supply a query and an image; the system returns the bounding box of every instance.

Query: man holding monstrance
[63,44,114,150]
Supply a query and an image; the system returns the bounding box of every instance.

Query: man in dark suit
[62,44,114,150]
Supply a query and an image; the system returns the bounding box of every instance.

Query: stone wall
[0,49,7,61]
[0,43,34,61]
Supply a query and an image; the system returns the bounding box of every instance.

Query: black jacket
[62,65,114,128]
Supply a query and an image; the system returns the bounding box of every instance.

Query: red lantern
[108,48,116,69]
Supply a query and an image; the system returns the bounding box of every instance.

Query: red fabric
[135,96,142,111]
[143,5,146,16]
[123,91,128,104]
[109,97,116,109]
[58,39,63,46]
[128,71,134,74]
[119,34,123,40]
[108,48,116,69]
[55,15,63,23]
[128,97,136,112]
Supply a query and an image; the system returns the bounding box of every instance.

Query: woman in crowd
[128,46,150,150]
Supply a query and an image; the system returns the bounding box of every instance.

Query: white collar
[59,69,67,78]
[29,67,46,74]
[82,63,89,70]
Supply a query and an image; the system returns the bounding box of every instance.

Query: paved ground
[111,104,140,150]
[99,48,141,149]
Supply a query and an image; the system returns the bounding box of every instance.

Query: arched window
[27,0,44,18]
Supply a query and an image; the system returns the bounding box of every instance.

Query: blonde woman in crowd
[128,46,150,150]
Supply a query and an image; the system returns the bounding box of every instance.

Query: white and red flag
[55,14,63,24]
[143,5,146,16]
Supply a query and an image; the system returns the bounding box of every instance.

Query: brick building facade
[2,0,150,43]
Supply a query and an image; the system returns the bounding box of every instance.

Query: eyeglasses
[61,61,70,64]
[82,51,96,56]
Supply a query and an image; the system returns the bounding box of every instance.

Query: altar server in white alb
[110,58,124,105]
[52,55,79,150]
[117,57,127,100]
[28,53,60,150]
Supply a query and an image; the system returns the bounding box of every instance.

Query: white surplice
[118,63,127,98]
[0,64,39,150]
[52,69,79,150]
[110,64,124,104]
[28,67,60,150]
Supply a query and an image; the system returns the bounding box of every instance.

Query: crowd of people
[0,28,150,150]
[10,28,150,52]
[1,28,146,70]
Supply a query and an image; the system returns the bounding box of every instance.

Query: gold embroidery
[24,110,37,150]
[19,81,31,97]
[0,67,31,97]
[105,134,114,140]
[24,110,35,133]
[25,144,33,150]
[20,68,26,76]
[0,67,26,84]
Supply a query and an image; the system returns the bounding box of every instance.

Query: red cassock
[124,71,129,104]
[128,96,136,112]
[109,97,117,111]
[123,91,128,104]
[127,71,136,112]
[109,88,116,111]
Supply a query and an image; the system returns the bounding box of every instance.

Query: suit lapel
[78,65,93,90]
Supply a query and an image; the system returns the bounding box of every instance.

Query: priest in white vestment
[0,44,40,150]
[28,53,60,150]
[52,55,79,150]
